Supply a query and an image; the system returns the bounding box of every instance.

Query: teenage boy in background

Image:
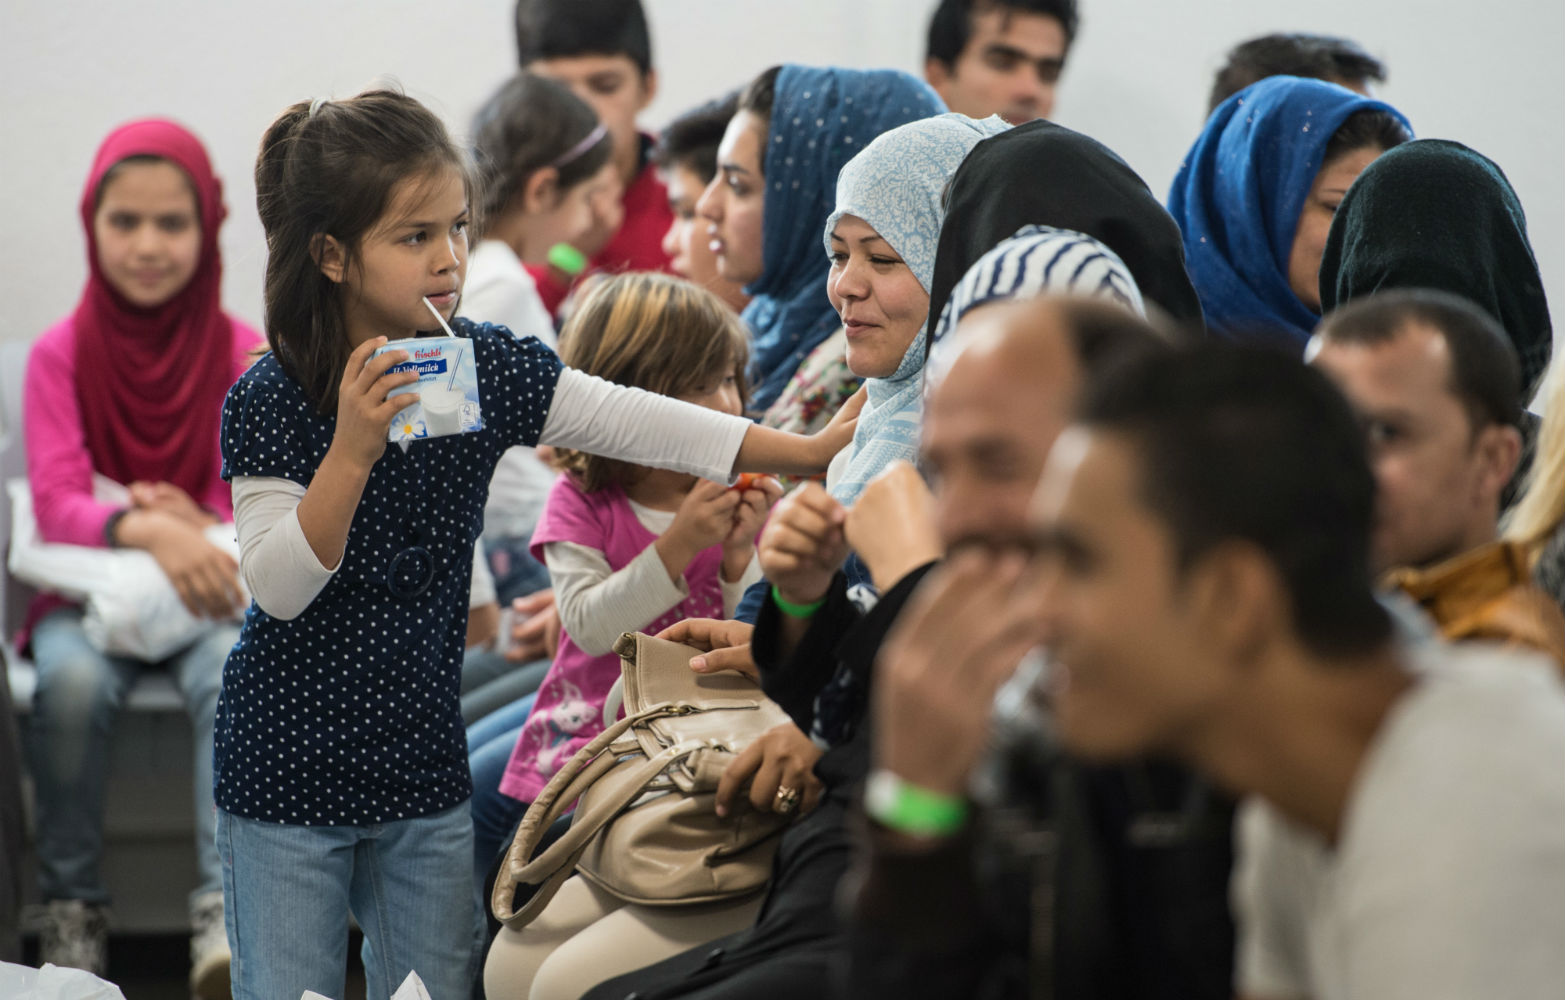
[515,0,674,312]
[924,0,1078,124]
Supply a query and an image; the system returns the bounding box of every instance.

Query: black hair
[737,66,782,125]
[732,66,783,181]
[1210,33,1387,113]
[1322,108,1412,169]
[1078,346,1392,659]
[95,153,197,216]
[1316,288,1523,431]
[653,92,741,185]
[255,89,475,415]
[926,0,1079,68]
[470,71,613,237]
[1054,297,1173,375]
[514,0,652,77]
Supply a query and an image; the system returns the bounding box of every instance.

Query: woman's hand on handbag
[659,618,758,682]
[759,482,849,607]
[845,461,943,593]
[874,550,1042,798]
[715,721,824,818]
[116,508,244,620]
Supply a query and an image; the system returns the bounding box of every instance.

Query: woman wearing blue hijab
[698,65,945,418]
[1168,75,1411,346]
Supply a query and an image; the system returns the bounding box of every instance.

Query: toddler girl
[468,272,778,879]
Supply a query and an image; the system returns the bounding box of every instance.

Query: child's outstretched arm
[294,338,420,568]
[732,387,866,477]
[539,371,866,482]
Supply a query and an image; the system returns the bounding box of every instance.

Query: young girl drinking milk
[216,89,857,1000]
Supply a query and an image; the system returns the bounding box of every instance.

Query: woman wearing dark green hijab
[1320,138,1553,395]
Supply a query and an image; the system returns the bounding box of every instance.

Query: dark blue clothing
[214,320,562,825]
[1168,76,1410,347]
[741,65,944,413]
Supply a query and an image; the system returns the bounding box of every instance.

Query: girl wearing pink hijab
[21,119,260,996]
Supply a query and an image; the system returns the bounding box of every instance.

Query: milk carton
[374,336,483,442]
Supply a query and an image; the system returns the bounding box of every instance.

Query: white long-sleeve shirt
[232,367,749,620]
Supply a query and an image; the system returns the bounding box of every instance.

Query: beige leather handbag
[492,632,795,928]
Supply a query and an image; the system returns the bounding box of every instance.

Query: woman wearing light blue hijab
[821,111,1010,504]
[1168,75,1411,346]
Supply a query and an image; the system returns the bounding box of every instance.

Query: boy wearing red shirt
[515,0,674,313]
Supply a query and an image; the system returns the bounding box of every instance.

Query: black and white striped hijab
[924,225,1144,393]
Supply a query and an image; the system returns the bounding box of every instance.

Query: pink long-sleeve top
[18,316,262,642]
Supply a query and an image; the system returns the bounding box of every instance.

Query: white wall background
[2,0,1561,355]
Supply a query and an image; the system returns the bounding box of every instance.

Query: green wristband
[771,584,827,619]
[546,242,588,276]
[864,769,969,838]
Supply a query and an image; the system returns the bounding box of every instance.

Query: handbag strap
[496,736,719,927]
[492,701,725,927]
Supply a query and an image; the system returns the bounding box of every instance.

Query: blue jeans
[26,607,231,907]
[466,693,536,889]
[218,803,481,1000]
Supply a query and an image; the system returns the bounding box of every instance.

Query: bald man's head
[924,297,1167,550]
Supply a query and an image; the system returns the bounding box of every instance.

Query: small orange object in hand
[731,473,761,492]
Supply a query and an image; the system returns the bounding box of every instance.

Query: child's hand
[655,480,742,583]
[333,337,420,470]
[722,476,783,581]
[758,482,850,607]
[808,385,868,469]
[506,590,561,663]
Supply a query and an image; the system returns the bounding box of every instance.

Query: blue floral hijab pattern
[821,113,1010,505]
[741,65,945,413]
[1168,75,1411,347]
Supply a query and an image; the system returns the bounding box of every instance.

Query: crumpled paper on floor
[302,969,432,1000]
[0,962,128,1000]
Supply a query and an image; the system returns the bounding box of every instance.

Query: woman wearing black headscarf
[924,117,1206,354]
[1320,138,1553,395]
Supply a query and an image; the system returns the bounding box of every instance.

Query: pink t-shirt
[499,474,726,803]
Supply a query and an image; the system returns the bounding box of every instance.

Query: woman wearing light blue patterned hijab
[821,112,1009,505]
